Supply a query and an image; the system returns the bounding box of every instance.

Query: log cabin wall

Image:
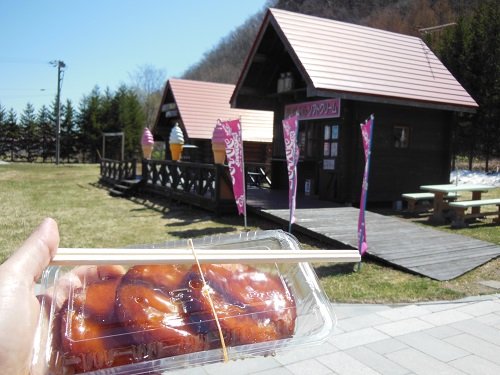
[345,101,453,204]
[269,99,453,204]
[230,8,476,205]
[180,139,271,165]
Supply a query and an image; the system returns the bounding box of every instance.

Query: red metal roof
[164,79,273,142]
[234,8,478,111]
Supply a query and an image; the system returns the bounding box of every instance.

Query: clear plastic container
[33,230,335,374]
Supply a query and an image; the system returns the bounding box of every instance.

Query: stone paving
[168,294,500,374]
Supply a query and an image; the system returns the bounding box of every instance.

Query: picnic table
[419,183,495,224]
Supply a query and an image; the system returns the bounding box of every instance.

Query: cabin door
[318,122,341,201]
[297,120,321,196]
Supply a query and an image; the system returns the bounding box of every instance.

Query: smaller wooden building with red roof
[231,8,478,204]
[153,78,273,164]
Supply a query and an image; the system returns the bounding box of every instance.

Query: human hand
[0,218,60,375]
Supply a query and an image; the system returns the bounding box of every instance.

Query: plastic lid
[33,230,335,374]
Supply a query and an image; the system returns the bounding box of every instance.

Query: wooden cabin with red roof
[153,78,273,165]
[231,8,478,204]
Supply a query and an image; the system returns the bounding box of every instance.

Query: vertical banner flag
[282,114,300,230]
[220,119,247,222]
[358,114,374,256]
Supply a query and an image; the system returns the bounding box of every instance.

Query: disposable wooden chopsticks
[51,248,361,265]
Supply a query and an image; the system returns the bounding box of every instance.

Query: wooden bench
[449,198,500,228]
[402,192,459,213]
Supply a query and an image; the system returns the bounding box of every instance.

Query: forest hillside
[182,0,481,83]
[182,0,498,169]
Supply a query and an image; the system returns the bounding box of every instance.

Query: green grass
[1,162,499,303]
[0,163,259,262]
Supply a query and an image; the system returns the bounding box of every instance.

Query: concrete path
[169,294,500,374]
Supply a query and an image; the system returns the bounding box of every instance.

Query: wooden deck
[246,189,500,281]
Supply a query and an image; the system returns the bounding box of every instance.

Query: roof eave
[312,88,478,113]
[231,8,315,109]
[230,10,272,108]
[152,80,170,135]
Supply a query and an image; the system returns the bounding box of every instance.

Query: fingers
[2,218,60,284]
[71,265,126,283]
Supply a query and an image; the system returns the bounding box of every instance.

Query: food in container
[33,230,335,374]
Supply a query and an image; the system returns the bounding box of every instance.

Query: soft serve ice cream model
[211,122,226,164]
[169,123,184,161]
[141,127,154,159]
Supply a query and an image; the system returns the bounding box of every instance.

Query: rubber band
[187,239,229,362]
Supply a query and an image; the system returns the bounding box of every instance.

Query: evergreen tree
[19,103,39,161]
[61,99,77,162]
[115,85,145,158]
[437,0,500,169]
[37,105,54,162]
[78,86,103,162]
[0,104,7,159]
[5,109,19,161]
[467,0,500,170]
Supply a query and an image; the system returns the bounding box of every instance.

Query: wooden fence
[99,159,272,214]
[100,158,137,183]
[142,160,236,214]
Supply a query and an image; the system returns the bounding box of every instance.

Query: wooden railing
[246,162,272,188]
[100,158,137,182]
[141,160,236,214]
[99,159,272,214]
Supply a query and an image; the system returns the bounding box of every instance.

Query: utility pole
[418,22,456,35]
[50,60,66,165]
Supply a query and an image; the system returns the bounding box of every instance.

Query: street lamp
[50,60,66,165]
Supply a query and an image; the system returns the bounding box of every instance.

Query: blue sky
[0,0,270,114]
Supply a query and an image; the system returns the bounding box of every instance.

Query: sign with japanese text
[284,98,341,120]
[358,114,374,256]
[282,114,300,226]
[219,119,246,216]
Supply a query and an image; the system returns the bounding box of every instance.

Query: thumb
[2,218,60,284]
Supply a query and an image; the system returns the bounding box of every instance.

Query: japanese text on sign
[285,98,341,120]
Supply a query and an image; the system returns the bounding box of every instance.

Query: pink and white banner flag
[358,114,374,256]
[220,119,246,216]
[282,114,300,227]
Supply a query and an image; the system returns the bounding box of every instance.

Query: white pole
[240,118,247,229]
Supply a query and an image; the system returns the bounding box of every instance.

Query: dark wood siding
[178,139,271,165]
[348,102,452,203]
[246,96,454,205]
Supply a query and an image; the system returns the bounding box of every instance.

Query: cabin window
[322,124,339,171]
[393,126,410,148]
[298,122,322,159]
[323,124,339,157]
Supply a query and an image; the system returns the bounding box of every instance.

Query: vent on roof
[277,72,294,93]
[165,110,179,118]
[161,103,177,111]
[161,102,178,118]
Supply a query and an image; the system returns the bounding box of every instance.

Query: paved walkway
[169,294,500,374]
[246,189,500,281]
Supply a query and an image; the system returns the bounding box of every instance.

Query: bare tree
[129,64,166,128]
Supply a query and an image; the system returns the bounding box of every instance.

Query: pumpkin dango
[60,275,135,373]
[59,263,296,373]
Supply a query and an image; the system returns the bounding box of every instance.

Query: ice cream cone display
[170,144,183,161]
[212,122,226,164]
[142,145,153,160]
[141,127,154,159]
[169,123,184,161]
[212,143,226,164]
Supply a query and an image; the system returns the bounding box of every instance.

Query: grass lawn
[1,162,499,303]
